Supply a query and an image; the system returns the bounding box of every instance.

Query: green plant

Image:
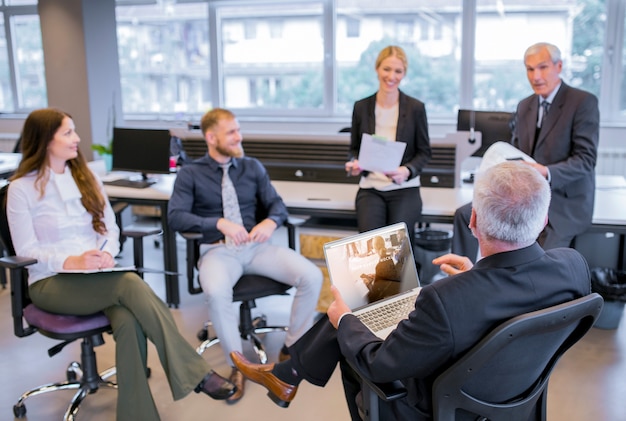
[91,140,113,156]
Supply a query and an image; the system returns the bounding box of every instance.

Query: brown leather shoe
[230,351,298,408]
[278,349,291,362]
[226,367,245,404]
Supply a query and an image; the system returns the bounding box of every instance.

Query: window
[3,0,624,125]
[115,1,210,116]
[335,1,462,116]
[10,14,46,110]
[471,0,605,113]
[0,4,46,113]
[216,1,325,112]
[345,16,360,38]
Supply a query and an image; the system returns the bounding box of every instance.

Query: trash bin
[591,267,626,329]
[414,229,452,285]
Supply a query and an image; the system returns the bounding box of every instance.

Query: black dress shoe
[195,370,237,400]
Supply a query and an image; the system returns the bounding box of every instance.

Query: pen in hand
[99,239,108,251]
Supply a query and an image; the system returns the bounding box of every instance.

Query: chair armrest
[121,225,163,238]
[359,375,408,402]
[285,215,309,251]
[0,255,37,269]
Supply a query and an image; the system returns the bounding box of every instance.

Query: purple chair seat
[23,304,110,335]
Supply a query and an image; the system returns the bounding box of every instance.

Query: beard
[216,142,244,158]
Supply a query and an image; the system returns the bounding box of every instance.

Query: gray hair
[524,42,562,64]
[472,161,551,247]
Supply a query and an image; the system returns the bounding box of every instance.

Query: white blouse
[7,166,120,283]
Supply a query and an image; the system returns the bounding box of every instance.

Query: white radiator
[596,148,626,178]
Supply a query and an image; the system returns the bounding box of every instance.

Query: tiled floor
[1,223,625,420]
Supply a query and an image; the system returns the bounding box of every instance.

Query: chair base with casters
[195,274,291,364]
[1,256,117,420]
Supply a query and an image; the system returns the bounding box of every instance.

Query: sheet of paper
[478,141,535,173]
[357,134,407,173]
[57,265,136,274]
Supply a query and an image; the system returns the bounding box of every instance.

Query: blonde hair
[200,108,236,135]
[375,45,408,73]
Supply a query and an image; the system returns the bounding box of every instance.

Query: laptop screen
[323,222,420,310]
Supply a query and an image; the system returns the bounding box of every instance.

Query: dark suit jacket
[337,243,591,419]
[350,91,431,179]
[512,82,599,247]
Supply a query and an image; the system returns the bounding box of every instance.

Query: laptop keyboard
[355,293,416,333]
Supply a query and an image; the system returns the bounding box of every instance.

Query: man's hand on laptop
[432,253,474,276]
[327,285,352,329]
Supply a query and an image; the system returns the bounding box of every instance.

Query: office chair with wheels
[354,293,603,421]
[183,216,302,364]
[0,184,154,420]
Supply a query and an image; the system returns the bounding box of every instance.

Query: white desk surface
[594,175,626,226]
[102,172,175,201]
[100,171,626,227]
[0,153,21,175]
[271,180,474,219]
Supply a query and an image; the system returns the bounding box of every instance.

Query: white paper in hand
[358,134,407,173]
[478,141,535,174]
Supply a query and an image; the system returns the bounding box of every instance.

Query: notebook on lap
[323,222,421,339]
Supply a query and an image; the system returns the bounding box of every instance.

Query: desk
[0,153,21,178]
[101,172,626,307]
[274,176,626,229]
[271,180,474,226]
[102,173,180,307]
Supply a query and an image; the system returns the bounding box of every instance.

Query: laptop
[323,222,421,339]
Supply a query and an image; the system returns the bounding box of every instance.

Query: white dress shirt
[7,166,120,283]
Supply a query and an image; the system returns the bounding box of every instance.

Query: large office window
[216,2,325,111]
[335,1,462,115]
[472,0,605,112]
[0,3,46,113]
[3,0,626,125]
[115,2,210,116]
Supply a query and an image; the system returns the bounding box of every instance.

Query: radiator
[596,148,626,178]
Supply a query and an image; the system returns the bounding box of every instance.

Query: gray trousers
[29,271,209,421]
[198,241,323,365]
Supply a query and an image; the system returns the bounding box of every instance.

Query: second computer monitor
[111,127,172,179]
[457,109,514,158]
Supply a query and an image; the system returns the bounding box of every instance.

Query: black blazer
[350,91,431,180]
[512,82,599,245]
[338,243,591,419]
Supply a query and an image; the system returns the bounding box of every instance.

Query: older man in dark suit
[229,161,591,420]
[451,42,599,261]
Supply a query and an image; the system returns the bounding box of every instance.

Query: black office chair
[0,184,154,420]
[355,293,604,421]
[183,215,302,363]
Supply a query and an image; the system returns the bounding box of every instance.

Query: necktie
[539,100,550,127]
[220,162,243,247]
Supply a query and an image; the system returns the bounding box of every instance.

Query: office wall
[38,0,122,160]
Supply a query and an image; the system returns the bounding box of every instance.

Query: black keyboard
[103,178,156,189]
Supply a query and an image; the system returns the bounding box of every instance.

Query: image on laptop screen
[323,222,420,310]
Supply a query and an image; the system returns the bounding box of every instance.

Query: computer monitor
[111,127,172,182]
[457,110,514,157]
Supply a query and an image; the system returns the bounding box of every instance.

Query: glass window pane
[115,2,209,116]
[336,1,462,116]
[474,0,604,111]
[0,12,15,112]
[11,14,47,110]
[6,0,37,5]
[218,2,325,111]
